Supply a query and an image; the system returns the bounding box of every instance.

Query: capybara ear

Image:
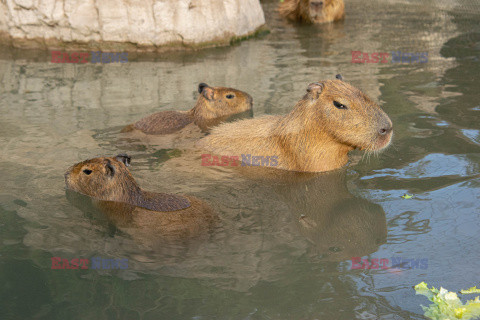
[104,159,115,177]
[335,74,343,81]
[198,83,209,94]
[202,86,215,100]
[115,154,131,167]
[306,82,324,100]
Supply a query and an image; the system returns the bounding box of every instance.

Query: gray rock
[0,0,266,49]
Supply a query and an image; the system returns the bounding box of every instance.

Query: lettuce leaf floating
[415,282,480,319]
[462,287,480,295]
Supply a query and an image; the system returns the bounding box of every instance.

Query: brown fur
[123,111,194,135]
[198,78,393,173]
[64,155,216,239]
[122,84,253,134]
[279,0,345,24]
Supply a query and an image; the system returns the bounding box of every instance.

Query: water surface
[0,0,479,319]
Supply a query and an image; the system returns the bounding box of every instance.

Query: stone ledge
[0,0,266,51]
[0,25,269,53]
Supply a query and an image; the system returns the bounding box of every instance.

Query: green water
[1,0,479,319]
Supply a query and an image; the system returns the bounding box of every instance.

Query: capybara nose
[311,0,324,8]
[378,124,393,135]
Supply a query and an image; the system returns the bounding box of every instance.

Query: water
[0,0,479,319]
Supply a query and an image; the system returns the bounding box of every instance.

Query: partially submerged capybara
[279,0,345,24]
[198,75,393,173]
[64,154,216,239]
[122,83,253,134]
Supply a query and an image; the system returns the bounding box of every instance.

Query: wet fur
[65,156,216,239]
[122,86,253,134]
[95,196,215,240]
[123,111,194,135]
[279,0,345,24]
[198,79,392,173]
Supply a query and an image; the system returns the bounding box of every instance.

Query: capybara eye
[83,169,92,175]
[333,101,347,109]
[226,94,235,99]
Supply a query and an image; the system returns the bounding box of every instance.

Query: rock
[0,0,266,50]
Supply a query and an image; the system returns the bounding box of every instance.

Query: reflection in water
[60,165,390,318]
[268,169,387,261]
[222,165,388,261]
[65,189,217,255]
[65,162,387,265]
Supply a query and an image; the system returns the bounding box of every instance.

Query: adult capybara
[279,0,345,24]
[198,75,393,173]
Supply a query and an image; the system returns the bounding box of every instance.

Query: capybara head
[308,0,345,23]
[300,75,393,151]
[279,0,345,24]
[64,154,139,201]
[193,83,253,120]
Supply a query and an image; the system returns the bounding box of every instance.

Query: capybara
[198,75,393,173]
[122,83,253,134]
[64,154,216,240]
[279,0,345,24]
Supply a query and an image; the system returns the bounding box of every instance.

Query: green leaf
[401,194,413,199]
[415,282,480,320]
